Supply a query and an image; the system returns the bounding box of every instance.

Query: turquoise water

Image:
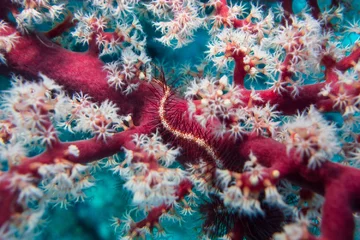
[37,170,200,240]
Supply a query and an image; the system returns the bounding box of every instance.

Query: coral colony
[1,0,360,239]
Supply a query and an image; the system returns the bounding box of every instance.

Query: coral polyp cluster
[0,0,360,239]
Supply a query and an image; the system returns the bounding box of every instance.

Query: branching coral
[0,0,360,239]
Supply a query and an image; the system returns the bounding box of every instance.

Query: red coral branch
[1,2,360,239]
[0,126,151,226]
[15,126,148,174]
[336,44,360,71]
[239,135,360,239]
[44,12,76,39]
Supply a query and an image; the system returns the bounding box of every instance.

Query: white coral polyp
[113,131,187,209]
[39,162,94,208]
[284,105,340,169]
[11,0,65,32]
